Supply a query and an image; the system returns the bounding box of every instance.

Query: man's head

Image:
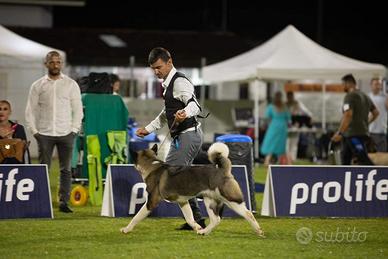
[370,77,382,95]
[341,74,357,93]
[110,74,121,94]
[286,91,295,102]
[148,47,173,80]
[45,51,62,77]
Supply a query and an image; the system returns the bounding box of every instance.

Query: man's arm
[368,107,379,124]
[173,78,200,118]
[25,84,39,135]
[331,109,352,142]
[138,108,167,137]
[71,81,83,133]
[385,96,388,110]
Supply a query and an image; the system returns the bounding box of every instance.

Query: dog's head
[130,144,159,176]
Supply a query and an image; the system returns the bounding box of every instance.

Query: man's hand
[136,127,150,138]
[331,132,343,143]
[174,109,187,123]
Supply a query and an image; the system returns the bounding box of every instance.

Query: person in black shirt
[331,74,379,165]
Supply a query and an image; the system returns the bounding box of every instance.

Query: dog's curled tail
[208,142,232,171]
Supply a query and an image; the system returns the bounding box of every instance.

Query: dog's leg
[179,201,203,231]
[197,197,221,235]
[120,203,151,234]
[225,201,265,238]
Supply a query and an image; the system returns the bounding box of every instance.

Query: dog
[368,152,388,165]
[120,142,265,237]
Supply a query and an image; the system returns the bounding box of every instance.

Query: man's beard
[49,69,60,76]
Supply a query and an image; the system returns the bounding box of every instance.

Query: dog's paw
[120,227,130,234]
[197,227,212,236]
[196,229,208,235]
[256,229,266,238]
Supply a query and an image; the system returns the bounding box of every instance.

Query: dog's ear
[151,144,158,155]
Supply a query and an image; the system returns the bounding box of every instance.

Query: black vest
[164,72,198,137]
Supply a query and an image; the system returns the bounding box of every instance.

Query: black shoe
[59,202,73,213]
[197,219,206,228]
[177,219,206,230]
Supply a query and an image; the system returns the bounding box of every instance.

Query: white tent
[203,25,386,82]
[0,25,66,156]
[203,25,386,158]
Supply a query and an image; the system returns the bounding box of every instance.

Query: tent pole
[253,79,260,161]
[322,80,326,132]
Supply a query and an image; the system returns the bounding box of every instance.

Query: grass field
[1,160,387,258]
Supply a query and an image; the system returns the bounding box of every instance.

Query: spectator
[331,74,379,165]
[25,51,83,213]
[261,91,291,166]
[0,100,29,163]
[368,77,388,152]
[110,73,121,95]
[286,91,313,161]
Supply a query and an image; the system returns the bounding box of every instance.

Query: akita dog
[120,142,264,237]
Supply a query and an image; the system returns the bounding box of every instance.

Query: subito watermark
[295,227,368,244]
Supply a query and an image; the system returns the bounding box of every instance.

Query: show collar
[162,67,177,88]
[44,73,65,81]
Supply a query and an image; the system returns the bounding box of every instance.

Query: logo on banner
[0,168,34,202]
[290,169,388,214]
[261,166,388,217]
[0,165,52,219]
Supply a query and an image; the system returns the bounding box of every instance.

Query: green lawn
[0,160,387,258]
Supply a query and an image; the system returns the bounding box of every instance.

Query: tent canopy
[0,25,65,63]
[203,25,386,82]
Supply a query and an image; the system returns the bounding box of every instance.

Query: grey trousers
[36,133,75,203]
[370,133,387,152]
[165,128,203,222]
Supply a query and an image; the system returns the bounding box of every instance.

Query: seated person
[0,100,29,163]
[286,91,313,161]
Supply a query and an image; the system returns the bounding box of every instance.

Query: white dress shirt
[145,67,201,133]
[25,73,83,136]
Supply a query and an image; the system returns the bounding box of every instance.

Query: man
[331,74,379,165]
[368,77,388,152]
[136,47,206,230]
[25,51,83,213]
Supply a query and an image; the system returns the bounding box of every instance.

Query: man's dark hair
[148,47,171,65]
[109,73,120,84]
[342,74,356,85]
[45,50,61,62]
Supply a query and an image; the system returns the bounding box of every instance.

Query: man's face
[45,55,62,76]
[150,58,172,80]
[371,79,382,94]
[343,81,353,93]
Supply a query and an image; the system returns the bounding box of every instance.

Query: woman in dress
[261,92,291,166]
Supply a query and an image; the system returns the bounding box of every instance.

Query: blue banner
[0,165,53,219]
[104,165,251,218]
[265,166,388,217]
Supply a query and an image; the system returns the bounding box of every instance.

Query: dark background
[51,0,388,65]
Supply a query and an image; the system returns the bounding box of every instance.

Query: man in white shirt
[136,47,205,230]
[25,51,83,213]
[369,78,388,152]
